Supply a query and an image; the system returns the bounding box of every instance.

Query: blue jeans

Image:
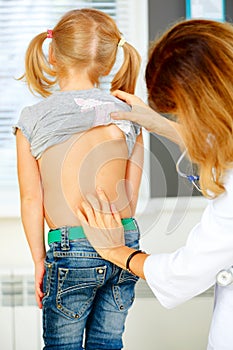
[42,218,140,350]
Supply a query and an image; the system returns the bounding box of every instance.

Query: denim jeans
[42,218,140,350]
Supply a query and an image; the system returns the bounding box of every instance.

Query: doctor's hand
[77,188,125,260]
[111,90,184,146]
[77,188,149,278]
[111,90,158,133]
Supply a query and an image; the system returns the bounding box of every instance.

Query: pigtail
[111,42,141,94]
[19,32,56,97]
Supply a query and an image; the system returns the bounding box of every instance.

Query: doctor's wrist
[105,246,135,270]
[106,246,149,279]
[126,250,146,274]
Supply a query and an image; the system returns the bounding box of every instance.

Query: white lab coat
[143,169,233,349]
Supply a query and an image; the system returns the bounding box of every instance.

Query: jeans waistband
[48,218,137,245]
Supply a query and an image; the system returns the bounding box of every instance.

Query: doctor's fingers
[95,188,112,213]
[111,203,122,227]
[111,90,144,107]
[110,110,141,124]
[85,193,106,228]
[77,209,88,225]
[80,201,99,228]
[96,188,120,228]
[111,107,156,132]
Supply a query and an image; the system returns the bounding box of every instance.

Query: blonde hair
[20,8,141,97]
[146,19,233,198]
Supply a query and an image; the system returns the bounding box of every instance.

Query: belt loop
[61,226,70,251]
[133,217,139,232]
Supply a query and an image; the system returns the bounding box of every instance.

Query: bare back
[38,125,132,228]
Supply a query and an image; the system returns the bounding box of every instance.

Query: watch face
[216,269,233,287]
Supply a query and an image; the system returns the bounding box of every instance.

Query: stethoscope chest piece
[216,268,233,287]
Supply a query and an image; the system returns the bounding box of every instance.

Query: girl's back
[39,122,133,228]
[18,88,142,228]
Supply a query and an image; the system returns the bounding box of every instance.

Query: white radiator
[0,268,214,350]
[0,269,43,350]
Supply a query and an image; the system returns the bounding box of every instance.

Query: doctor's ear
[48,44,56,66]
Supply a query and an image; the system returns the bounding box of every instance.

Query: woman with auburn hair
[78,19,233,349]
[13,8,143,350]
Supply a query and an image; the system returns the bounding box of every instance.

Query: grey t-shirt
[12,88,141,159]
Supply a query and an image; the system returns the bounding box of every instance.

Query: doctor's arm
[78,185,233,309]
[16,130,45,308]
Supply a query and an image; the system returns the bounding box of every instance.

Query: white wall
[1,217,32,269]
[124,297,213,350]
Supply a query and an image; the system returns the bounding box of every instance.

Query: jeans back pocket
[56,265,107,320]
[113,269,139,312]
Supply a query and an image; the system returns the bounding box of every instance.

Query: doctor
[77,19,233,349]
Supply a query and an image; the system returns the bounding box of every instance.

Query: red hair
[146,19,233,197]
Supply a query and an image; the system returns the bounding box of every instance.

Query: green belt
[48,218,137,245]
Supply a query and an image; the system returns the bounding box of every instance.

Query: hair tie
[47,29,53,39]
[118,37,126,47]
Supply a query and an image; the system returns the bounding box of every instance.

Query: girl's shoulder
[12,93,60,142]
[19,88,133,118]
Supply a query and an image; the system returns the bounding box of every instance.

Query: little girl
[13,8,143,350]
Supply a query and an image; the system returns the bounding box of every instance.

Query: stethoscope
[176,150,233,287]
[176,150,202,192]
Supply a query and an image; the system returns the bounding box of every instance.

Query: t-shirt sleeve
[12,106,33,142]
[143,170,233,309]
